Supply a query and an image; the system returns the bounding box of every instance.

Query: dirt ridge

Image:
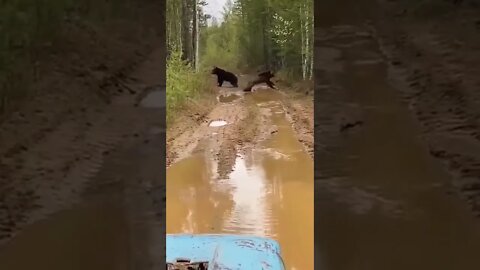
[371,1,480,216]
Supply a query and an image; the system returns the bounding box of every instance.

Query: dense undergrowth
[166,52,212,124]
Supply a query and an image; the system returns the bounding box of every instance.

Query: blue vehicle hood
[166,234,285,270]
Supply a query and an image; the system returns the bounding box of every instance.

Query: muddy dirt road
[0,48,166,269]
[315,0,480,269]
[166,81,314,270]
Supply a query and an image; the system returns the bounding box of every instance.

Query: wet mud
[138,86,167,109]
[167,88,313,269]
[0,46,166,269]
[217,94,241,103]
[373,0,480,217]
[0,199,129,270]
[315,0,480,269]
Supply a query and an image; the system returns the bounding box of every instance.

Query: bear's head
[211,66,220,74]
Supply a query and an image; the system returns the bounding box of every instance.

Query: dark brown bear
[211,66,238,88]
[243,70,276,92]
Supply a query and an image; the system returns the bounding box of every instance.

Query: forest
[166,0,313,119]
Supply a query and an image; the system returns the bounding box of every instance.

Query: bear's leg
[218,78,224,87]
[230,76,238,88]
[266,80,276,89]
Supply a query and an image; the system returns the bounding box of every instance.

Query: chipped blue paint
[166,234,286,270]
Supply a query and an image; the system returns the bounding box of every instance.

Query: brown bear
[211,66,238,88]
[243,70,276,92]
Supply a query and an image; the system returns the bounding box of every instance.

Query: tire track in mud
[314,17,480,269]
[372,8,480,216]
[166,83,282,179]
[0,48,166,256]
[0,94,143,242]
[166,94,249,176]
[314,26,403,218]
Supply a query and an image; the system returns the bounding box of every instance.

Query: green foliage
[166,0,213,120]
[199,0,313,79]
[275,69,297,86]
[200,20,243,72]
[166,0,183,53]
[166,51,211,122]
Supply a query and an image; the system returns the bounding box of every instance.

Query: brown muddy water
[0,199,129,270]
[314,24,480,269]
[167,90,314,270]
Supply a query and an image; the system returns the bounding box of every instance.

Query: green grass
[166,52,213,123]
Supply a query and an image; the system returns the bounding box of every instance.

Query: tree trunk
[304,2,310,80]
[195,0,200,71]
[192,0,197,69]
[300,5,306,80]
[181,0,189,61]
[308,3,313,80]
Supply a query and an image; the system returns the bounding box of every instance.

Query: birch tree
[168,0,313,80]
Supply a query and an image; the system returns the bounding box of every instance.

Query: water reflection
[167,90,313,270]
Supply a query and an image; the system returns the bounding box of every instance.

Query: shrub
[166,51,212,122]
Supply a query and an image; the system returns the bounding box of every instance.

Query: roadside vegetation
[166,52,212,123]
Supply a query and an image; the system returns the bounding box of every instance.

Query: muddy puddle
[208,120,228,127]
[217,94,240,103]
[167,90,313,270]
[0,200,129,270]
[315,26,480,269]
